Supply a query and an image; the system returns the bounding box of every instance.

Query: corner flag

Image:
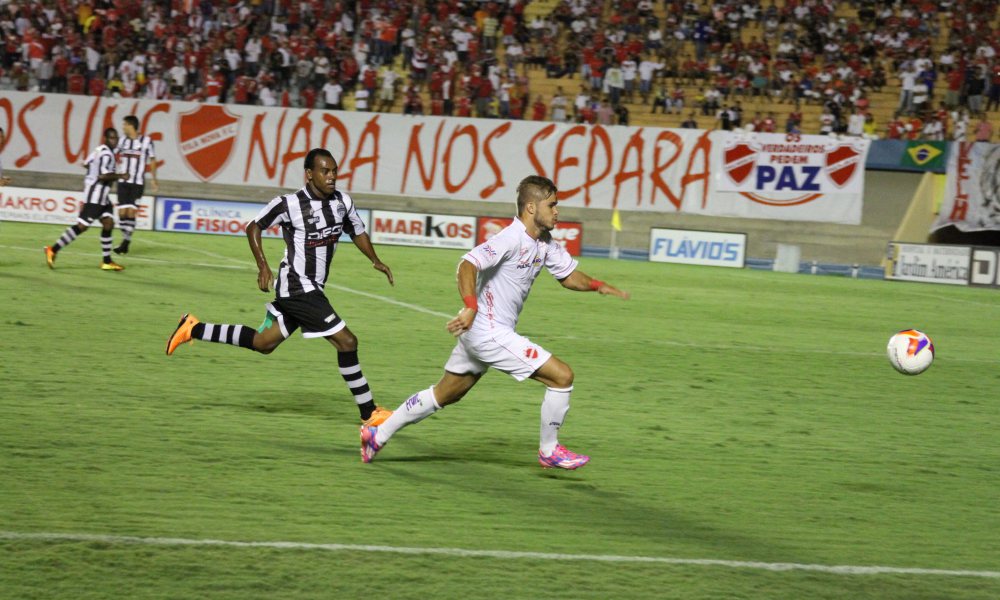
[611,208,622,232]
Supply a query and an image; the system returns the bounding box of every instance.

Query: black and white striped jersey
[253,186,366,298]
[82,144,117,205]
[115,134,156,185]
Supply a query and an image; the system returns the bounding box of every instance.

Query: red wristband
[589,279,605,291]
[462,295,478,310]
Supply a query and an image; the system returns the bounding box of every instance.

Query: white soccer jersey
[461,219,577,335]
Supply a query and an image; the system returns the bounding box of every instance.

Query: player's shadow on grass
[359,437,819,566]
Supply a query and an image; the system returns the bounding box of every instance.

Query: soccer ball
[886,329,935,375]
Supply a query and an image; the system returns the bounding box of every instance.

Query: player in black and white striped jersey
[44,128,128,271]
[165,148,396,427]
[113,115,158,255]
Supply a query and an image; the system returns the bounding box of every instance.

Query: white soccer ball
[886,329,935,375]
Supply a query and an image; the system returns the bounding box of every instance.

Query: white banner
[649,227,747,268]
[0,185,153,229]
[884,242,970,285]
[716,132,867,195]
[934,142,1000,232]
[1,92,863,223]
[369,210,476,249]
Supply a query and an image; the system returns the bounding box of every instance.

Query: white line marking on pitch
[2,244,452,318]
[1,531,996,579]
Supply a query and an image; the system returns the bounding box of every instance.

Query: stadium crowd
[0,0,997,141]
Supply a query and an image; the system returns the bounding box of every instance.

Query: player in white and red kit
[361,175,630,469]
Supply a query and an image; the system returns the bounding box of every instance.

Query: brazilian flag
[901,142,946,170]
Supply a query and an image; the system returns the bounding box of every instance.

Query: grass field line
[135,238,249,265]
[1,531,998,579]
[1,244,246,270]
[3,243,453,318]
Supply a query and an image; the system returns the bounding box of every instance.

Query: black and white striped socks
[100,233,113,262]
[190,323,256,349]
[119,218,136,242]
[338,350,374,409]
[52,225,82,251]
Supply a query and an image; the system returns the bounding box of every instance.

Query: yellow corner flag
[611,208,622,232]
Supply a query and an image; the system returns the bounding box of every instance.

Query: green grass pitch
[2,220,999,599]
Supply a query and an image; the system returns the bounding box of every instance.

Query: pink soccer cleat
[360,425,383,463]
[538,445,590,470]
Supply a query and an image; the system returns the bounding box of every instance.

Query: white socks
[540,386,572,456]
[375,386,441,445]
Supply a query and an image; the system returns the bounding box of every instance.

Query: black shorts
[265,290,346,339]
[116,182,144,208]
[77,202,114,225]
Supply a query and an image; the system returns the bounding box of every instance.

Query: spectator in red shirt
[232,74,250,104]
[531,95,546,121]
[67,69,86,95]
[455,93,472,117]
[301,85,317,109]
[88,75,105,97]
[509,94,524,119]
[430,93,445,116]
[204,67,224,103]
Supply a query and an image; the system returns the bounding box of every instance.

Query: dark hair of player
[516,175,558,215]
[304,148,335,171]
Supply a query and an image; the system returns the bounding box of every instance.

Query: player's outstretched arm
[446,260,479,336]
[559,269,630,299]
[246,221,273,292]
[351,232,394,286]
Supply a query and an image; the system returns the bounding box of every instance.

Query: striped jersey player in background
[113,115,158,255]
[166,148,396,427]
[44,128,127,271]
[361,175,630,469]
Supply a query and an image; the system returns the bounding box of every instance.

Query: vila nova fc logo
[177,105,241,182]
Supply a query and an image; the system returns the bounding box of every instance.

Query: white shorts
[444,329,552,382]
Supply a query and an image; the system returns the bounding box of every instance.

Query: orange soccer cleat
[44,246,56,269]
[363,406,393,426]
[166,313,200,355]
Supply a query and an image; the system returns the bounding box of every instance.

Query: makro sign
[155,196,370,238]
[370,210,475,249]
[476,216,583,256]
[0,185,153,229]
[649,227,746,268]
[885,242,970,285]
